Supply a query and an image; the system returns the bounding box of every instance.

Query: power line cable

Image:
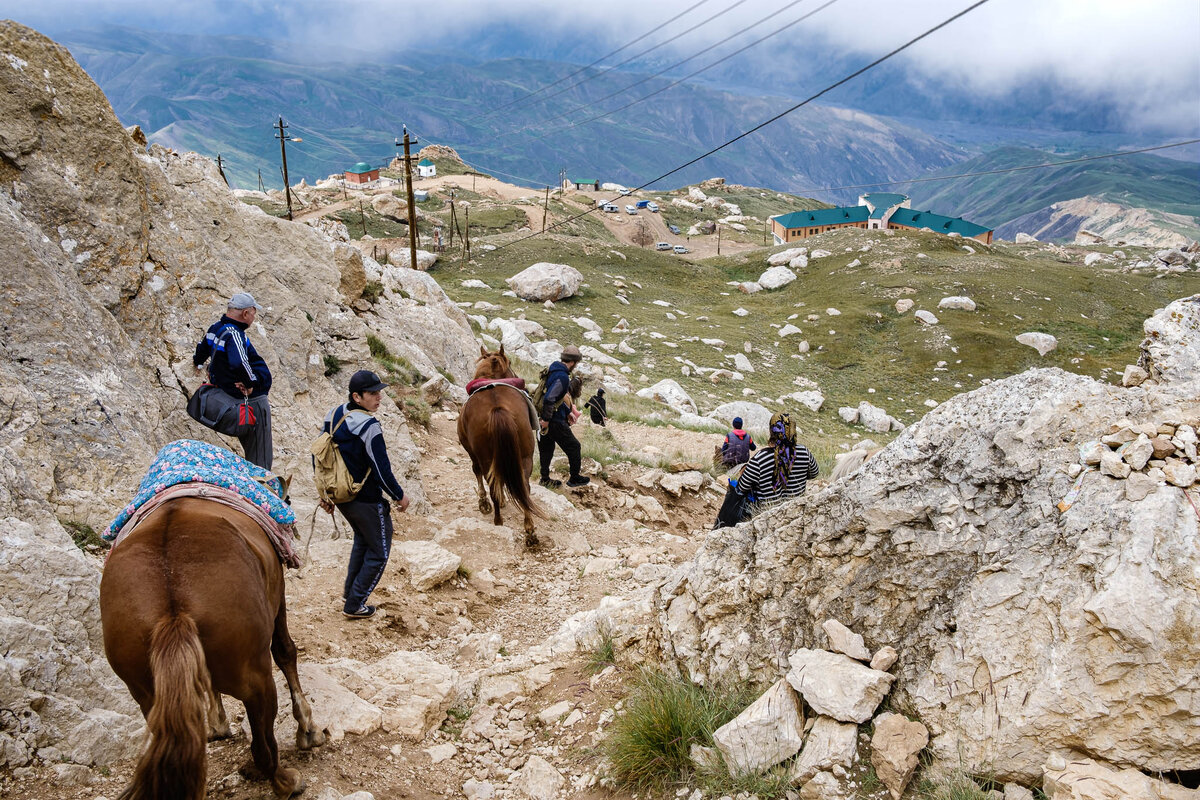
[789,138,1200,195]
[485,0,752,126]
[472,0,715,121]
[525,0,838,142]
[489,0,994,254]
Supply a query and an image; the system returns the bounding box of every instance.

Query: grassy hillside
[907,146,1200,230]
[435,221,1200,455]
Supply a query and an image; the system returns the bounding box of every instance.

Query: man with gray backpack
[313,370,409,619]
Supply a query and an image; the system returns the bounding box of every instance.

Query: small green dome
[348,161,374,174]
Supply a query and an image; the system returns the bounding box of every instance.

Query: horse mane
[829,447,881,482]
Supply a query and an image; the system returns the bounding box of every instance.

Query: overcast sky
[4,0,1198,133]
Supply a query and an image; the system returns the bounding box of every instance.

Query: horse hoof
[478,499,492,514]
[524,532,539,548]
[207,723,234,741]
[296,726,327,750]
[272,767,304,798]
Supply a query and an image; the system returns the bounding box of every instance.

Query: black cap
[349,369,388,394]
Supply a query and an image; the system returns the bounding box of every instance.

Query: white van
[655,241,671,251]
[602,203,619,213]
[646,201,659,212]
[624,204,637,215]
[673,245,689,254]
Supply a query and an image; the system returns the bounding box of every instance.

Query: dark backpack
[723,430,753,465]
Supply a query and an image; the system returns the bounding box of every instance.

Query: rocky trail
[4,415,728,800]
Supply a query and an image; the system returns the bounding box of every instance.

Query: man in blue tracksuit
[537,345,589,489]
[192,292,274,469]
[318,370,410,619]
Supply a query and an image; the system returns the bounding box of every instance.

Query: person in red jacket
[721,416,756,467]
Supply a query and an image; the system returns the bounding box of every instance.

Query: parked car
[602,203,619,213]
[673,245,689,254]
[655,241,671,251]
[646,201,659,212]
[668,224,681,234]
[625,205,637,215]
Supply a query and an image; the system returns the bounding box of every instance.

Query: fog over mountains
[22,0,1200,241]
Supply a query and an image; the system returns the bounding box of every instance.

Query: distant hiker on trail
[318,370,410,620]
[715,411,818,528]
[536,345,589,489]
[721,416,756,467]
[584,386,608,426]
[191,292,274,469]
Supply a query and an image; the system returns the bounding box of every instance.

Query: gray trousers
[214,394,273,470]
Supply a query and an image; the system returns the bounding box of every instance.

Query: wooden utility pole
[274,116,294,220]
[257,168,265,193]
[462,206,471,266]
[448,190,458,248]
[717,223,722,256]
[400,126,420,270]
[216,154,229,187]
[542,186,549,233]
[359,200,368,236]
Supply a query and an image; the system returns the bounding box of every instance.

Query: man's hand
[319,498,334,515]
[398,495,411,513]
[235,382,251,396]
[540,419,549,433]
[194,363,206,375]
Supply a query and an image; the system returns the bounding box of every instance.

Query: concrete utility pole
[274,116,294,220]
[400,126,420,271]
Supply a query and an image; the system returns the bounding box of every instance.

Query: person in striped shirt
[733,411,819,516]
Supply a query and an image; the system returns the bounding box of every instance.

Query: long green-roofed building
[771,193,992,244]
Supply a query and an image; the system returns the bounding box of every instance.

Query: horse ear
[480,344,488,358]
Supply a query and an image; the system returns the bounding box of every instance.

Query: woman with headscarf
[715,411,819,527]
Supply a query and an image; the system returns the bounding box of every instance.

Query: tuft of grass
[585,628,617,674]
[456,563,472,579]
[916,767,1000,800]
[441,705,472,738]
[604,668,758,794]
[60,520,106,551]
[361,280,384,304]
[695,758,792,799]
[403,397,432,428]
[367,334,422,386]
[323,353,342,377]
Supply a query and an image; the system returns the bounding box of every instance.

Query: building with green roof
[770,194,992,245]
[417,158,437,178]
[344,161,380,185]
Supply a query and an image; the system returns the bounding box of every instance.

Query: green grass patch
[585,627,617,674]
[916,767,1001,800]
[61,520,106,551]
[403,397,432,428]
[361,280,384,304]
[367,334,422,386]
[604,669,758,795]
[465,206,528,236]
[695,759,792,799]
[323,354,342,377]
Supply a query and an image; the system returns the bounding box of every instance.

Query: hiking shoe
[566,475,591,487]
[342,604,376,619]
[539,477,562,489]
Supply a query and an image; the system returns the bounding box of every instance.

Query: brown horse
[100,497,325,799]
[457,345,542,545]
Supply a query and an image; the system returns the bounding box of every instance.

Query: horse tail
[829,448,878,483]
[487,406,543,520]
[120,613,210,800]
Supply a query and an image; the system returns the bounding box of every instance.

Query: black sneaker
[342,604,376,619]
[539,477,562,489]
[566,475,590,487]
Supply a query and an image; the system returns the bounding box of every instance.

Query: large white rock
[822,619,871,661]
[512,755,565,800]
[652,330,1200,781]
[1016,331,1058,356]
[711,679,806,774]
[707,401,772,432]
[1141,294,1200,392]
[1042,756,1197,800]
[732,352,754,373]
[915,309,939,325]
[506,263,584,301]
[1014,232,1038,243]
[895,299,914,314]
[786,649,894,723]
[769,247,807,266]
[362,650,459,739]
[779,324,803,338]
[789,716,859,783]
[938,296,976,311]
[788,391,825,413]
[856,401,897,434]
[759,266,798,290]
[636,378,698,414]
[392,540,462,591]
[871,712,929,800]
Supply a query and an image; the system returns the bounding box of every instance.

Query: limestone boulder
[506,263,584,301]
[821,619,871,661]
[759,266,797,290]
[1042,756,1197,800]
[938,296,977,311]
[790,716,858,783]
[915,309,939,325]
[362,651,459,739]
[788,390,825,413]
[371,193,407,220]
[512,755,565,800]
[1140,294,1200,391]
[768,247,807,266]
[393,540,462,591]
[652,331,1200,781]
[1017,331,1058,356]
[636,379,697,414]
[895,299,914,314]
[786,649,894,723]
[707,401,772,432]
[711,679,805,774]
[870,712,929,799]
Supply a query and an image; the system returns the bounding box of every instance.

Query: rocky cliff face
[0,22,477,767]
[651,296,1200,782]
